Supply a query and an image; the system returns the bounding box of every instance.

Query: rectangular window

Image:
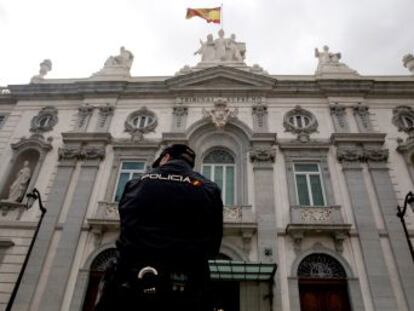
[202,164,235,206]
[294,163,326,206]
[114,161,146,202]
[0,115,6,129]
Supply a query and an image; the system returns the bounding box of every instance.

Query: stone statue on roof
[314,45,359,78]
[30,59,52,83]
[403,53,414,75]
[104,46,134,69]
[91,46,134,80]
[194,29,245,63]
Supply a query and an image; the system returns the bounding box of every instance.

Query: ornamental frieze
[364,147,389,162]
[58,145,106,161]
[336,146,388,162]
[80,146,106,160]
[249,147,276,163]
[58,147,82,161]
[336,147,364,162]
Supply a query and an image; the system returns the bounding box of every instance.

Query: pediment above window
[165,66,276,90]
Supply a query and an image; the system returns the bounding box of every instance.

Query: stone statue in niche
[7,161,31,202]
[30,59,52,83]
[194,29,245,63]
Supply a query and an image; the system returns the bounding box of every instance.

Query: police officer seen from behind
[95,144,223,311]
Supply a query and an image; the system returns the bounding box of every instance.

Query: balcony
[286,205,351,252]
[88,202,257,236]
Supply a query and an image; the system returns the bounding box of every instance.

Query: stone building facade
[1,33,414,311]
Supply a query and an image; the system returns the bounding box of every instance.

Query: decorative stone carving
[336,147,364,162]
[92,47,134,79]
[403,54,414,75]
[252,101,268,130]
[301,207,333,223]
[98,201,119,219]
[194,30,245,63]
[30,106,58,134]
[7,161,31,202]
[124,107,158,140]
[80,146,106,160]
[329,103,348,132]
[249,147,276,163]
[11,134,53,154]
[58,146,82,161]
[96,104,115,131]
[223,206,242,221]
[314,46,359,78]
[202,98,238,129]
[392,106,414,140]
[336,146,388,162]
[353,103,373,132]
[283,105,318,142]
[249,64,268,75]
[30,59,52,83]
[173,104,188,130]
[287,206,350,253]
[76,104,94,131]
[58,144,106,161]
[364,147,388,162]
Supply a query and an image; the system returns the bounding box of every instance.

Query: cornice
[2,74,414,101]
[278,139,331,150]
[330,133,386,145]
[61,132,112,144]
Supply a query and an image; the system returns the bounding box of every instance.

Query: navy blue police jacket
[116,159,223,272]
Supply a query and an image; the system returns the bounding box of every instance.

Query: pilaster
[250,143,281,311]
[366,154,414,311]
[37,133,108,310]
[332,134,399,311]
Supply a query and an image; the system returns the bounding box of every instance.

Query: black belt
[119,265,190,296]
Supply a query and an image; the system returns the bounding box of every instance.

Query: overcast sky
[1,0,413,86]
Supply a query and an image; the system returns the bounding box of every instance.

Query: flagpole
[221,2,224,30]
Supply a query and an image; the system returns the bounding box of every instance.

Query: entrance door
[299,279,351,311]
[210,280,240,311]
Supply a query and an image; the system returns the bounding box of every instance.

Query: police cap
[152,144,196,168]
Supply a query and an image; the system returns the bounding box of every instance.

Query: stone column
[250,146,280,311]
[336,146,399,311]
[38,146,106,310]
[366,148,414,311]
[12,148,78,311]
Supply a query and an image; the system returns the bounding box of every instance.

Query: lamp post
[397,191,414,262]
[6,188,47,311]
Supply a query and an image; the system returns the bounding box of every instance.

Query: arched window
[298,254,351,311]
[202,150,235,206]
[82,248,117,311]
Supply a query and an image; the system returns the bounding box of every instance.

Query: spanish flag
[186,7,221,24]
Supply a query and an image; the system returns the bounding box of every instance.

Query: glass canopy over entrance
[208,260,277,281]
